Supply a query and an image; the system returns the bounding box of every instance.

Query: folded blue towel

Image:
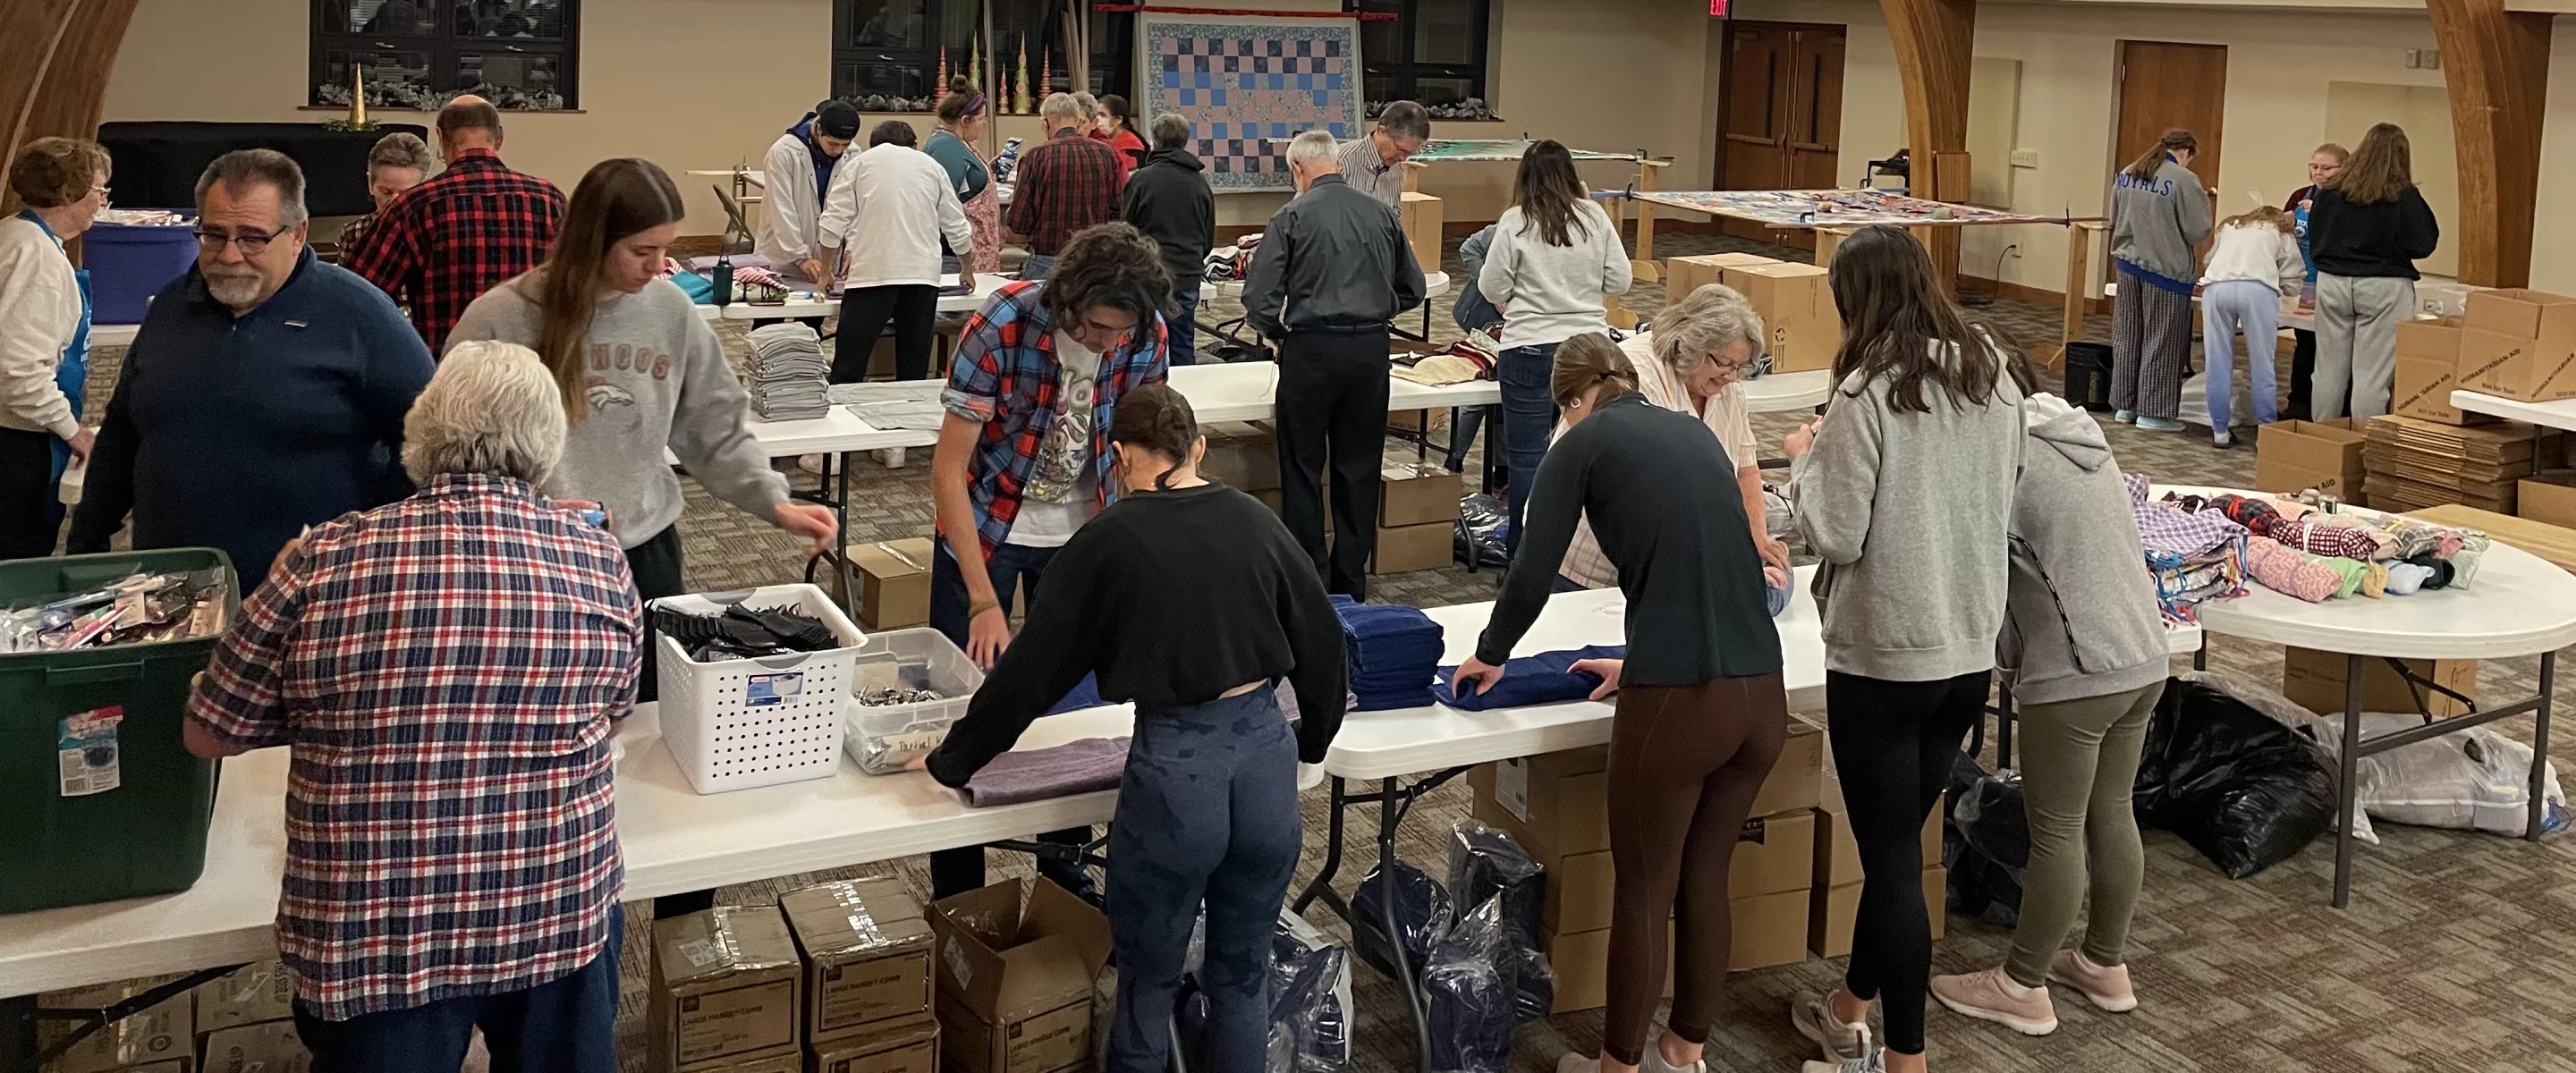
[1048,672,1103,715]
[1432,646,1628,711]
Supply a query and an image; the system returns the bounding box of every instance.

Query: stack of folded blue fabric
[1332,596,1445,711]
[1432,645,1627,711]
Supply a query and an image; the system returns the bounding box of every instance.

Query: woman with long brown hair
[2307,123,2439,418]
[1478,139,1632,550]
[1783,224,2023,1073]
[2106,128,2211,433]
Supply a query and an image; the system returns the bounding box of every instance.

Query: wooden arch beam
[2426,0,2550,289]
[1879,0,1976,286]
[1,0,144,215]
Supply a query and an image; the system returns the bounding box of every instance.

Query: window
[310,0,579,111]
[1356,0,1490,116]
[832,0,1131,112]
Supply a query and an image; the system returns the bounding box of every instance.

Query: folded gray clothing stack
[962,737,1131,807]
[745,324,831,420]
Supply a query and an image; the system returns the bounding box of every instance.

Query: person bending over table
[1450,333,1786,1073]
[0,137,107,559]
[1008,93,1126,281]
[1244,130,1426,599]
[1783,224,2024,1073]
[758,99,860,287]
[333,131,436,262]
[1335,100,1428,208]
[341,97,565,353]
[928,221,1173,900]
[817,121,974,384]
[184,341,640,1073]
[1929,384,2166,1039]
[920,384,1346,1073]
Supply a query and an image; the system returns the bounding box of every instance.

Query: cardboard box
[1399,191,1444,277]
[2391,318,2491,426]
[1721,262,1840,373]
[2255,418,2370,501]
[1528,811,1817,935]
[1809,868,1948,959]
[1370,521,1453,575]
[195,1019,307,1073]
[191,962,294,1033]
[780,878,936,1043]
[1469,721,1823,865]
[1541,890,1811,1012]
[806,1015,937,1073]
[2461,289,2576,402]
[1663,252,1781,301]
[1199,421,1280,494]
[2283,645,2477,719]
[845,538,935,630]
[40,976,196,1073]
[695,1049,803,1073]
[653,907,804,1072]
[929,880,1111,1073]
[1379,464,1462,528]
[2520,472,2576,529]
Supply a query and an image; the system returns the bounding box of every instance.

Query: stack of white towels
[744,324,831,420]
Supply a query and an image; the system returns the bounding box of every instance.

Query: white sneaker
[2048,949,2139,1013]
[1802,1054,1885,1073]
[797,454,825,474]
[1792,992,1872,1063]
[877,447,908,469]
[1640,1033,1705,1073]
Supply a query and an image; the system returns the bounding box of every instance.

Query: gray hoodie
[1790,342,2024,681]
[2109,156,2212,289]
[2000,394,2170,705]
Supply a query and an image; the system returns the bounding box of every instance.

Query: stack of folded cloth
[1333,596,1444,711]
[744,324,831,420]
[1432,645,1627,711]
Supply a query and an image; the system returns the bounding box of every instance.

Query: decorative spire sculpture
[1013,37,1033,114]
[1040,49,1053,101]
[936,50,950,95]
[350,63,368,126]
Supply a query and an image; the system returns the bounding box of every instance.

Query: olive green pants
[2005,680,2165,987]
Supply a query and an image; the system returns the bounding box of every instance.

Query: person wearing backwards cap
[759,100,861,287]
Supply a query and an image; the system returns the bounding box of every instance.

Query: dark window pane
[1364,76,1400,110]
[1414,75,1473,107]
[325,0,436,35]
[1361,9,1402,67]
[455,50,565,108]
[317,47,440,109]
[453,0,565,39]
[1412,0,1476,65]
[847,0,928,49]
[836,59,935,111]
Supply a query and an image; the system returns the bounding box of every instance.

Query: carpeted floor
[69,229,2576,1072]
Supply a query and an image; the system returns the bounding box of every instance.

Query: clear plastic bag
[1352,859,1451,981]
[1453,493,1510,570]
[1423,899,1517,1073]
[2309,711,2572,840]
[1446,819,1543,952]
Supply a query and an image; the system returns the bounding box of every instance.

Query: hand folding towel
[962,737,1131,807]
[1432,646,1627,711]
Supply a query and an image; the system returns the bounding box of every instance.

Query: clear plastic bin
[651,584,861,794]
[845,628,984,774]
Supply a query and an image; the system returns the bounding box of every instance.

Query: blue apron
[20,210,92,511]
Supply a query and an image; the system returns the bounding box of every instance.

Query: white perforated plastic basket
[651,584,862,793]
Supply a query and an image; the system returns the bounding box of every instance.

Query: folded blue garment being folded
[1432,646,1628,711]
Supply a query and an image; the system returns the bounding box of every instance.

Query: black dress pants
[1274,329,1391,598]
[831,284,941,383]
[0,427,62,560]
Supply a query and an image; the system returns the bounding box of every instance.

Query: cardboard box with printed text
[652,907,804,1072]
[779,878,936,1044]
[928,879,1112,1073]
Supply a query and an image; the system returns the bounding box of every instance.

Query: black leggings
[1823,669,1987,1056]
[831,283,941,383]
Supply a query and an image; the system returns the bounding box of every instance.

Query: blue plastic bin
[85,217,198,325]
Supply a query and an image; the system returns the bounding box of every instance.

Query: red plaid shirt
[186,473,639,1019]
[341,149,564,352]
[1006,130,1126,256]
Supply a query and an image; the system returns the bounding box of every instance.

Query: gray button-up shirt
[1335,136,1404,207]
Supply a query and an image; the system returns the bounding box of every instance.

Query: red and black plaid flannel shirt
[341,148,564,352]
[1006,130,1126,256]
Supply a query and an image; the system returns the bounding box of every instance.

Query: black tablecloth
[98,122,432,218]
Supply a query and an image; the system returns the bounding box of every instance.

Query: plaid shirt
[341,149,564,352]
[187,473,640,1020]
[942,281,1167,555]
[1006,130,1126,255]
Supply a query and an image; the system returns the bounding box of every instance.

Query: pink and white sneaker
[2049,950,2139,1012]
[1930,967,2059,1035]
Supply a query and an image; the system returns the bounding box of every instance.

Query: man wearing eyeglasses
[1335,100,1428,208]
[69,149,433,586]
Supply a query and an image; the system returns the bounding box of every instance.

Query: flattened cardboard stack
[39,976,196,1073]
[2363,414,2563,515]
[192,960,309,1073]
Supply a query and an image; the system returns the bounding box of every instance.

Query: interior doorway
[2112,39,2227,268]
[1717,20,1846,249]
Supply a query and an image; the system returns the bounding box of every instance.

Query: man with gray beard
[70,149,432,584]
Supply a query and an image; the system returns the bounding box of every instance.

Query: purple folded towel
[962,737,1131,807]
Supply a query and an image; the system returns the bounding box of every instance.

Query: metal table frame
[1289,769,1472,1072]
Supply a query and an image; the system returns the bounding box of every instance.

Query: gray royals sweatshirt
[1790,342,2025,681]
[447,275,789,549]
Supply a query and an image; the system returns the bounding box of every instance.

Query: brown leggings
[1601,672,1790,1065]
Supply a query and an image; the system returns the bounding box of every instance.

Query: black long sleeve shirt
[1242,173,1427,340]
[926,483,1350,788]
[2305,185,2439,281]
[1474,393,1783,687]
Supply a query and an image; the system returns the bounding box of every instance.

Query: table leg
[2333,654,2364,909]
[1292,777,1350,919]
[835,453,857,621]
[2,994,35,1073]
[2533,650,2557,842]
[1377,777,1434,1073]
[2192,637,2208,672]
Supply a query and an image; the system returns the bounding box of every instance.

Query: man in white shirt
[819,121,975,383]
[756,100,860,286]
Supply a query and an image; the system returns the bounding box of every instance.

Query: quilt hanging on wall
[1136,14,1364,191]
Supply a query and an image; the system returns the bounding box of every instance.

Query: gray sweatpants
[2312,274,2416,420]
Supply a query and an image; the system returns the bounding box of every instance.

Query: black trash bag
[2133,677,2340,879]
[1447,820,1545,952]
[1352,860,1452,982]
[1424,899,1522,1073]
[1947,765,2031,927]
[1454,493,1511,569]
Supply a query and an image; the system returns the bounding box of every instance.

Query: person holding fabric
[817,121,975,384]
[2105,129,2210,432]
[184,341,638,1073]
[1336,100,1429,207]
[1479,139,1631,550]
[926,79,1003,275]
[70,150,433,585]
[2281,143,2347,421]
[1448,333,1785,1073]
[2306,123,2439,420]
[335,132,436,260]
[2198,205,2307,447]
[927,221,1172,900]
[341,97,565,352]
[1928,384,2166,1039]
[0,137,107,559]
[1007,94,1126,281]
[1244,130,1427,598]
[1095,94,1149,173]
[1782,224,2024,1073]
[921,384,1344,1073]
[756,99,861,286]
[1122,113,1214,367]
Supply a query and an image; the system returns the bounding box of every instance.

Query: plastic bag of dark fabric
[1950,765,2031,926]
[1352,859,1452,982]
[1424,898,1521,1073]
[1455,493,1511,570]
[2133,676,2340,878]
[1272,908,1353,1071]
[1447,819,1545,951]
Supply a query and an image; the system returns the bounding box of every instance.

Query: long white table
[1741,368,1833,415]
[699,271,1454,325]
[2452,390,2576,436]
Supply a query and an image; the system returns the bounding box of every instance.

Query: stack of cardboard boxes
[651,907,809,1073]
[2362,415,2560,514]
[1808,774,1946,959]
[782,880,941,1073]
[33,962,314,1073]
[1200,420,1463,575]
[1466,715,1829,1012]
[1658,254,1840,373]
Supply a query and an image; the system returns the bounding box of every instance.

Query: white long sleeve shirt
[0,215,83,438]
[818,142,975,291]
[2198,223,2306,294]
[755,131,827,274]
[1479,199,1633,350]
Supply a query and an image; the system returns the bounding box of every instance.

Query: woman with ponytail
[927,77,1003,274]
[921,382,1346,1073]
[2106,129,2211,432]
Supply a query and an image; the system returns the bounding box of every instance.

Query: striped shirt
[1335,136,1405,207]
[186,473,640,1020]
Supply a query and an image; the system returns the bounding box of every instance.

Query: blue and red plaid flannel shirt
[341,149,564,352]
[186,473,640,1020]
[942,280,1168,556]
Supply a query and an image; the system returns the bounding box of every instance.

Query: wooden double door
[1717,21,1846,249]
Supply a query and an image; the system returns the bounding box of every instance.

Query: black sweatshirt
[1122,148,1216,284]
[2304,185,2439,281]
[926,483,1350,788]
[1474,392,1783,687]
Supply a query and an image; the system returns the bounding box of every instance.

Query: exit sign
[1711,0,1728,13]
